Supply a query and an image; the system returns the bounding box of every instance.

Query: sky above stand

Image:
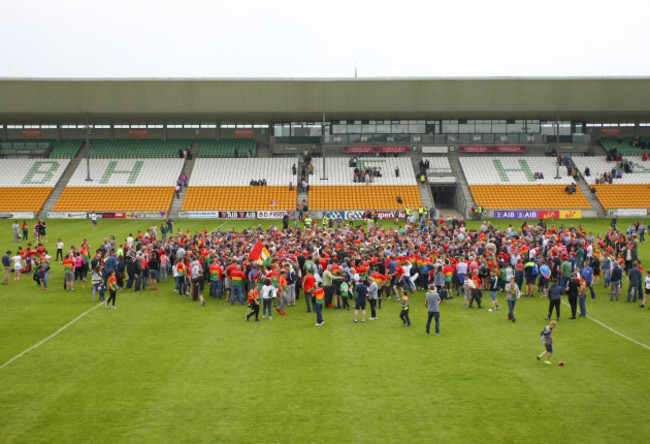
[1,0,648,78]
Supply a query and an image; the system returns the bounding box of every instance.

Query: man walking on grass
[538,321,557,365]
[2,250,11,285]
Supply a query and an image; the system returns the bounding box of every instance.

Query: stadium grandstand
[0,77,649,220]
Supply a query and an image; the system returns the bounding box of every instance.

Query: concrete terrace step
[39,158,81,217]
[448,157,474,217]
[169,159,194,218]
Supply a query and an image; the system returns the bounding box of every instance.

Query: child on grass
[538,320,557,364]
[246,288,260,322]
[340,279,350,310]
[399,295,411,327]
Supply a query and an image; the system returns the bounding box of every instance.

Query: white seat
[66,159,184,187]
[0,159,70,187]
[460,156,574,185]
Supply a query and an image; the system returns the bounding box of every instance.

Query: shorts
[545,343,553,353]
[149,270,159,280]
[355,299,367,310]
[65,271,75,282]
[645,288,650,296]
[224,278,231,289]
[490,291,497,301]
[525,275,536,285]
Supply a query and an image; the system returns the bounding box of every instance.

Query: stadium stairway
[169,159,193,217]
[411,159,436,212]
[38,143,90,218]
[297,189,308,211]
[577,173,607,216]
[449,157,475,217]
[565,157,607,217]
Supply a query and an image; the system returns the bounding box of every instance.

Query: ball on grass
[558,361,564,367]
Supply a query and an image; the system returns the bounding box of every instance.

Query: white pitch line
[560,301,650,350]
[0,303,104,371]
[210,220,227,233]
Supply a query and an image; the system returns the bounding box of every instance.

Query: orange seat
[309,186,422,210]
[593,184,650,210]
[182,186,297,211]
[53,187,175,211]
[0,187,52,213]
[469,185,591,209]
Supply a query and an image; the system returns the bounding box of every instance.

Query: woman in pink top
[160,253,170,283]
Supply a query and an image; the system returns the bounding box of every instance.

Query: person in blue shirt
[538,259,552,297]
[581,263,596,301]
[610,261,623,301]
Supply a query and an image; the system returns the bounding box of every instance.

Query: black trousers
[247,304,260,320]
[369,299,377,318]
[548,299,561,318]
[469,290,482,308]
[107,290,116,306]
[568,294,578,318]
[324,286,334,306]
[400,309,410,326]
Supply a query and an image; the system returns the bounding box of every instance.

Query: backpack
[531,264,538,276]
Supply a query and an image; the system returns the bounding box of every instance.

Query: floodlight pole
[321,111,327,181]
[555,112,561,179]
[85,113,92,182]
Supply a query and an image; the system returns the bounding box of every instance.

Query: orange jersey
[62,258,74,272]
[313,287,325,302]
[303,274,315,293]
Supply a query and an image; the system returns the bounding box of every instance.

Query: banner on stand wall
[218,211,258,219]
[257,211,296,219]
[375,210,407,219]
[493,210,539,219]
[178,211,220,219]
[47,212,87,219]
[1,211,36,219]
[608,208,648,217]
[459,145,525,153]
[493,209,583,219]
[124,211,167,219]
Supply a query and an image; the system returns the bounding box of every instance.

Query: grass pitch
[0,218,649,443]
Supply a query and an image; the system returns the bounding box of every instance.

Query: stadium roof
[1,77,649,124]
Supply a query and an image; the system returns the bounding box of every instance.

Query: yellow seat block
[593,184,650,210]
[469,185,591,209]
[53,187,174,212]
[182,186,297,211]
[0,187,52,213]
[309,185,422,210]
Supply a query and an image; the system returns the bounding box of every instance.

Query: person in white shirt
[261,278,276,320]
[12,252,22,281]
[172,263,179,292]
[126,234,134,248]
[56,239,65,262]
[191,260,205,306]
[12,222,20,243]
[91,211,98,230]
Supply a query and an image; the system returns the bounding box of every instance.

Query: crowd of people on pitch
[3,214,649,329]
